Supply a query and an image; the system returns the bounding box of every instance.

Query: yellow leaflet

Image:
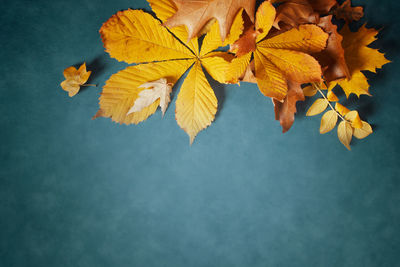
[147,0,199,56]
[306,98,328,116]
[257,47,322,85]
[200,9,244,57]
[226,52,252,84]
[255,1,276,42]
[320,110,338,134]
[338,121,353,150]
[254,50,287,100]
[175,61,218,144]
[94,59,194,124]
[201,52,234,84]
[258,25,328,53]
[100,9,195,64]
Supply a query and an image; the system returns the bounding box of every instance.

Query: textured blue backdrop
[1,0,400,266]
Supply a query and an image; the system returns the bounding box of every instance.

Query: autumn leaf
[163,0,255,41]
[320,110,338,134]
[329,24,391,98]
[327,90,338,102]
[273,0,318,30]
[331,0,364,22]
[306,98,328,116]
[127,78,173,117]
[353,121,373,139]
[345,110,363,129]
[273,81,305,133]
[96,0,242,143]
[175,61,218,144]
[61,63,92,97]
[231,1,328,102]
[335,102,350,116]
[338,120,353,150]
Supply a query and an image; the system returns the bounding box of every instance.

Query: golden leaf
[345,110,363,129]
[94,60,194,124]
[320,110,338,134]
[100,9,194,64]
[335,102,350,116]
[327,91,339,102]
[255,1,276,42]
[175,61,218,144]
[353,121,373,139]
[338,121,353,150]
[303,85,317,97]
[201,52,234,83]
[60,63,92,97]
[147,0,199,55]
[332,24,391,97]
[306,98,328,116]
[226,52,252,84]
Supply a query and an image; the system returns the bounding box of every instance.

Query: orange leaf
[273,81,305,133]
[60,63,92,97]
[332,0,364,22]
[163,0,256,41]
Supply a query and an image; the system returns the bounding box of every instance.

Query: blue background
[1,0,400,266]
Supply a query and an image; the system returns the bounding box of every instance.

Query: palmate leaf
[97,0,243,143]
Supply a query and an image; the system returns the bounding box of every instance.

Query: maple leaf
[127,78,173,117]
[329,24,391,97]
[163,0,255,41]
[331,0,364,22]
[60,63,92,97]
[96,0,244,143]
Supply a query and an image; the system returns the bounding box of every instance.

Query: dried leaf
[273,81,305,133]
[163,0,256,41]
[338,121,353,150]
[313,16,350,82]
[303,85,317,97]
[335,102,350,116]
[273,0,318,30]
[345,110,363,129]
[353,121,373,139]
[175,61,218,144]
[332,0,364,22]
[127,78,173,116]
[320,110,338,134]
[327,90,338,102]
[331,24,391,97]
[306,98,328,116]
[61,63,92,97]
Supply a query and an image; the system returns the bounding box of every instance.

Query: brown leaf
[313,15,350,82]
[163,0,256,41]
[273,81,305,133]
[331,0,364,22]
[307,0,337,14]
[230,14,259,57]
[273,0,319,30]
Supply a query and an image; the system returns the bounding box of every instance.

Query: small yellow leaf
[335,102,350,116]
[320,110,338,134]
[303,85,317,97]
[353,121,373,139]
[338,121,353,150]
[175,61,218,144]
[327,91,339,102]
[61,63,92,97]
[306,98,328,116]
[345,110,363,129]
